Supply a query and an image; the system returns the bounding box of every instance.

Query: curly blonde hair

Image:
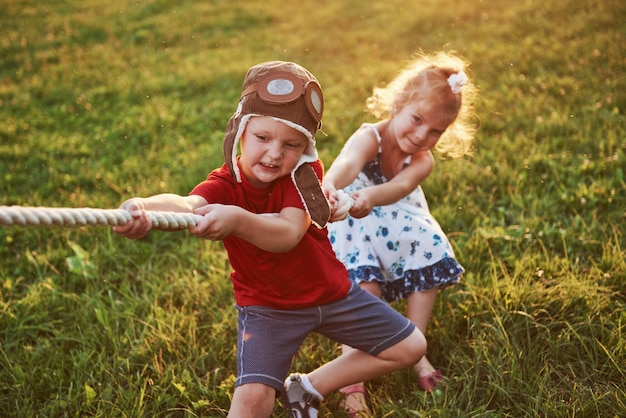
[366,51,478,158]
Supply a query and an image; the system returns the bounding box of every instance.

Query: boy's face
[239,116,308,188]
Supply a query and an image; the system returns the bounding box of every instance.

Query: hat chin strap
[228,114,251,183]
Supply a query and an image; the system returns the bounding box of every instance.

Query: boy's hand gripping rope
[0,206,203,230]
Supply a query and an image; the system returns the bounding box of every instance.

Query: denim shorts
[235,283,415,391]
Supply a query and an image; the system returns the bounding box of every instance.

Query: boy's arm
[191,204,310,253]
[129,193,209,213]
[113,193,208,239]
[115,192,310,252]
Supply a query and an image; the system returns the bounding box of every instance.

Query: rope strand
[0,206,202,230]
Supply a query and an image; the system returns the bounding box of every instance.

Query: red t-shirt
[189,160,350,309]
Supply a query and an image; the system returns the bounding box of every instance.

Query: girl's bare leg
[338,281,384,412]
[406,290,437,376]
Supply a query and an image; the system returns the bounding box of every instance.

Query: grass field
[1,0,625,416]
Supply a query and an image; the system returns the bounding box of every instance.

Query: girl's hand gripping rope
[329,189,355,222]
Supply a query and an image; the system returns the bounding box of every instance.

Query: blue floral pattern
[328,124,463,303]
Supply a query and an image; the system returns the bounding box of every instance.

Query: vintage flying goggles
[239,70,323,131]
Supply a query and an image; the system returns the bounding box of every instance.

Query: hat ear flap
[224,102,247,182]
[223,114,239,180]
[293,164,330,229]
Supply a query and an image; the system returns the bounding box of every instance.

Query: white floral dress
[328,123,463,302]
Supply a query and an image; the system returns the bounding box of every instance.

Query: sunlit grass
[1,0,625,416]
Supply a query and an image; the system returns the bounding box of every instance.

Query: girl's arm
[349,151,434,218]
[191,204,310,253]
[322,127,378,205]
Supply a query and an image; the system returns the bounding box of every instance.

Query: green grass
[1,0,625,416]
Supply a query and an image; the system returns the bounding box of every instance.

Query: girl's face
[239,116,308,188]
[390,98,458,153]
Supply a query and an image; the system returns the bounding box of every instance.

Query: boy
[114,61,425,418]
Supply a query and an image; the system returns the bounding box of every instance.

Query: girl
[323,51,478,416]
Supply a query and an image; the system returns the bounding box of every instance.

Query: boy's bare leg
[307,327,426,396]
[228,383,276,418]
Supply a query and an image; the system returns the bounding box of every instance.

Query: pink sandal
[418,370,444,392]
[339,383,372,417]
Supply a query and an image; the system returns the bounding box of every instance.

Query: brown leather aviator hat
[223,61,330,228]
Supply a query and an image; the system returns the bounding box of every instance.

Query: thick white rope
[0,191,353,230]
[330,190,354,222]
[0,206,203,230]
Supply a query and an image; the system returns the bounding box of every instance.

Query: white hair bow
[447,71,468,94]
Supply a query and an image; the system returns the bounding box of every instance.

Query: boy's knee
[229,383,276,417]
[402,328,427,367]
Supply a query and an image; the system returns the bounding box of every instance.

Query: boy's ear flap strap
[293,164,331,229]
[223,113,240,180]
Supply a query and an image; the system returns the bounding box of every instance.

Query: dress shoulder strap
[360,123,383,152]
